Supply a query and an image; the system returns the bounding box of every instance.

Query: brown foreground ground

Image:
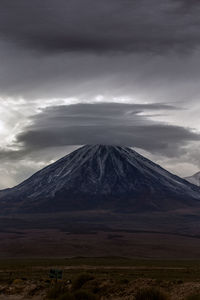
[0,258,200,299]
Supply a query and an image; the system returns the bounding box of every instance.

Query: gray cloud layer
[1,0,200,103]
[9,103,199,158]
[0,0,200,52]
[0,0,200,54]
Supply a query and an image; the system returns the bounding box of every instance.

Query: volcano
[0,145,200,214]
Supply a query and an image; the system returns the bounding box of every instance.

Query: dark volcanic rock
[0,145,200,213]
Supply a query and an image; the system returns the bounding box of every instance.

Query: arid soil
[0,258,200,300]
[0,277,200,299]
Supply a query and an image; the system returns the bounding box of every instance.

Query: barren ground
[0,258,200,299]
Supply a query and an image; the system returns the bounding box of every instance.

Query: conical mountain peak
[0,144,200,214]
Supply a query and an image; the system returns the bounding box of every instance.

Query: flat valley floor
[0,210,200,259]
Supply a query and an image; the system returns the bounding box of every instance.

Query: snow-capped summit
[185,172,200,187]
[0,145,200,214]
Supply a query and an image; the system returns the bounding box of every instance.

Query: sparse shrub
[74,290,97,300]
[120,278,129,284]
[186,294,200,300]
[57,292,75,300]
[72,274,94,291]
[82,279,100,294]
[28,285,44,296]
[46,284,97,300]
[92,286,101,294]
[47,282,68,299]
[177,279,183,284]
[12,278,24,285]
[173,279,183,285]
[135,287,169,300]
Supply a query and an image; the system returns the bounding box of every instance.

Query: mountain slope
[185,172,200,186]
[0,145,200,214]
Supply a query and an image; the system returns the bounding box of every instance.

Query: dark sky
[0,0,200,188]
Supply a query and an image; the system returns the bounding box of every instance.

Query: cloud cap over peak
[13,103,200,157]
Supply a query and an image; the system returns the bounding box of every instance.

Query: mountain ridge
[185,171,200,187]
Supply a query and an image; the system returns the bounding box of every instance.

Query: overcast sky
[1,0,200,188]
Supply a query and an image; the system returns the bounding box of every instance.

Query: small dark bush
[92,286,101,294]
[47,283,68,299]
[177,280,183,284]
[186,294,200,300]
[173,279,183,285]
[74,290,97,300]
[72,274,94,291]
[120,278,129,284]
[82,279,100,294]
[58,292,75,300]
[135,287,168,300]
